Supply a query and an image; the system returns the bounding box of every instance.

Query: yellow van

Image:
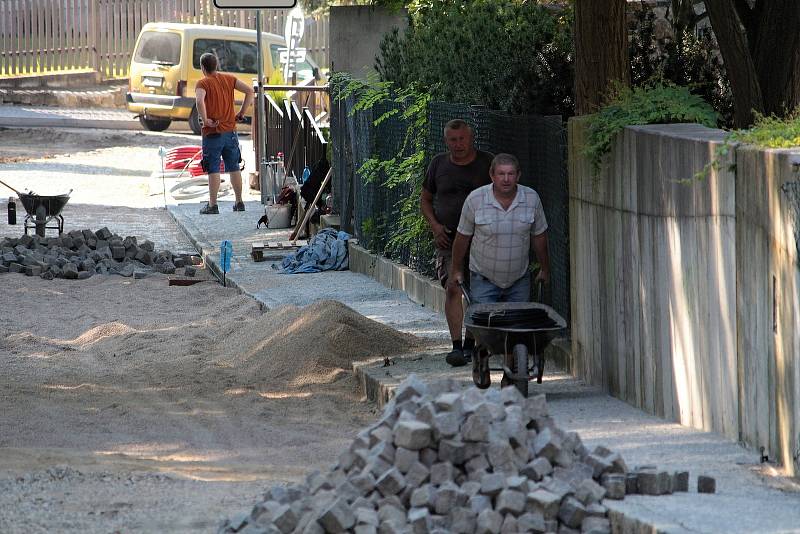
[127,22,320,134]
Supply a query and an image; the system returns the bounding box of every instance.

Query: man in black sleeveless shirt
[420,119,493,367]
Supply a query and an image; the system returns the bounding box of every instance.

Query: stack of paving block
[220,376,715,534]
[0,227,200,280]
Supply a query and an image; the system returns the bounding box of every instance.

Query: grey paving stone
[317,498,355,533]
[600,473,625,500]
[476,508,503,534]
[495,488,526,515]
[393,421,432,451]
[673,470,689,492]
[527,489,561,519]
[697,475,716,494]
[557,496,587,529]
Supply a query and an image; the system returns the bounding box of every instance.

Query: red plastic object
[162,145,224,177]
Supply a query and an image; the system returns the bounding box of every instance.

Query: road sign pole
[255,9,269,204]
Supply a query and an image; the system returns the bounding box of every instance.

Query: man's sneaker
[233,201,246,212]
[463,348,473,363]
[446,348,467,367]
[200,203,219,214]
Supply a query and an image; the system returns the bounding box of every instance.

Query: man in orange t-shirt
[195,52,254,214]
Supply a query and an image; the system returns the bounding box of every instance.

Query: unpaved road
[0,127,380,533]
[0,273,378,533]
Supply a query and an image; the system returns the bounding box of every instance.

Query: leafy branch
[330,73,434,261]
[584,81,719,177]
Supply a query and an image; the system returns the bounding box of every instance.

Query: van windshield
[193,39,258,74]
[134,32,181,65]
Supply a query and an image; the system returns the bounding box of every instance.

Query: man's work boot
[446,348,467,367]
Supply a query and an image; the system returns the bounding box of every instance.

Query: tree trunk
[751,1,800,117]
[705,0,763,127]
[574,0,630,115]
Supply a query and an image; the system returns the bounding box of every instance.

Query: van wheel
[139,116,171,132]
[189,107,202,136]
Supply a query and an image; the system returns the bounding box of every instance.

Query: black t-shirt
[423,150,493,232]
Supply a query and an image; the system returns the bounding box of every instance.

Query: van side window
[193,39,258,74]
[135,32,181,65]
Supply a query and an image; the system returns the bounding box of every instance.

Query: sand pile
[217,300,422,388]
[1,292,418,395]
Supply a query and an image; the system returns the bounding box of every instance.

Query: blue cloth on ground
[281,228,350,274]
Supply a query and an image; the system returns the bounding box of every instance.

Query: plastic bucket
[266,204,292,229]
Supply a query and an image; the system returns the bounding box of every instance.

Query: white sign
[214,0,297,8]
[277,7,307,80]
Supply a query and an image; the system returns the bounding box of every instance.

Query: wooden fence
[0,0,329,78]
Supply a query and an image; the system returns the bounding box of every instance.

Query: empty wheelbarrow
[460,281,567,397]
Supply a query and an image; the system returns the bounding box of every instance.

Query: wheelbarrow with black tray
[459,280,566,397]
[1,179,71,237]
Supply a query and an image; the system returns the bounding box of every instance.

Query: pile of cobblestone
[221,376,711,534]
[0,228,199,280]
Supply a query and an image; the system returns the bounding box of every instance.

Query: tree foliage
[584,82,719,176]
[375,0,574,116]
[628,1,734,127]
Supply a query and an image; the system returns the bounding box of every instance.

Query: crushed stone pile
[219,300,422,388]
[0,228,200,280]
[220,376,704,534]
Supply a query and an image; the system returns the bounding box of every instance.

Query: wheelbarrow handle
[535,279,545,303]
[457,279,472,307]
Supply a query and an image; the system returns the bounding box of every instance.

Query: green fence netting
[331,94,570,323]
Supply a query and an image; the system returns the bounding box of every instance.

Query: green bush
[376,0,574,117]
[628,1,734,127]
[585,82,719,175]
[731,112,800,148]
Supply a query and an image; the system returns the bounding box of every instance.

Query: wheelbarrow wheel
[511,343,529,398]
[472,348,491,389]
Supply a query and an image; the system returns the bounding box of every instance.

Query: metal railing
[252,83,329,201]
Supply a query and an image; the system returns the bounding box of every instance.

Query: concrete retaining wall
[348,241,445,313]
[329,6,407,79]
[569,118,800,475]
[736,147,800,473]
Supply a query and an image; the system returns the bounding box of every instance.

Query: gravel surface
[0,273,379,534]
[0,128,379,533]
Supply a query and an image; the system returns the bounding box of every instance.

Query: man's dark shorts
[435,247,469,288]
[201,131,241,174]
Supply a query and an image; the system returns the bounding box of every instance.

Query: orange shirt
[196,72,237,136]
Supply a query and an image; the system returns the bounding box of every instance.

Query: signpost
[278,7,306,81]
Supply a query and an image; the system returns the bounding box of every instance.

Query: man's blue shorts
[469,270,530,304]
[201,131,241,174]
